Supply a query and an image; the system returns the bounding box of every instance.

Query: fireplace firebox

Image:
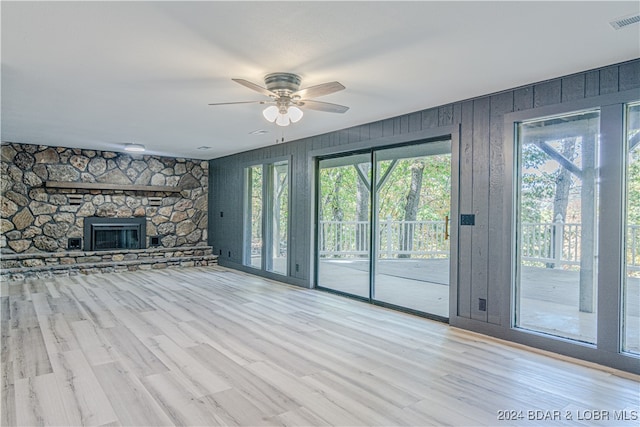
[84,217,146,251]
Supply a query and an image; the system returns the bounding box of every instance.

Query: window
[243,160,289,275]
[515,110,600,343]
[624,102,640,354]
[245,165,263,269]
[269,161,289,275]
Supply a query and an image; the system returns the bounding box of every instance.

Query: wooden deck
[1,266,638,426]
[318,259,640,351]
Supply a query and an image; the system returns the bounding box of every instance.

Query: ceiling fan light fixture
[288,106,303,123]
[216,73,347,126]
[124,143,145,152]
[262,105,279,122]
[275,113,290,127]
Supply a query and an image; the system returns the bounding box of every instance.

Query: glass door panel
[516,110,600,343]
[373,141,451,317]
[624,102,640,354]
[244,165,263,269]
[268,161,289,275]
[317,154,371,298]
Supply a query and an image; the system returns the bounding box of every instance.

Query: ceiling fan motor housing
[264,73,302,95]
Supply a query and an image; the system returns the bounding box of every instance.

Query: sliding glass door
[317,139,451,319]
[317,153,371,298]
[374,142,451,317]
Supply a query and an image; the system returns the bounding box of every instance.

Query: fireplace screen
[94,226,139,250]
[84,217,146,251]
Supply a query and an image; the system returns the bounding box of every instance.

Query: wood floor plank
[110,290,156,312]
[214,324,321,377]
[49,349,119,426]
[1,311,16,427]
[31,293,80,355]
[62,284,117,328]
[101,325,168,377]
[107,305,163,340]
[302,369,420,418]
[148,295,197,322]
[246,361,369,426]
[2,267,638,426]
[48,293,87,323]
[269,406,334,427]
[0,279,8,298]
[1,380,16,427]
[182,319,262,366]
[43,281,61,299]
[70,319,118,366]
[188,342,300,417]
[9,298,38,330]
[147,334,230,397]
[186,316,266,364]
[10,324,52,380]
[300,373,407,426]
[14,373,69,426]
[92,362,174,427]
[198,387,276,426]
[140,310,197,348]
[140,370,227,426]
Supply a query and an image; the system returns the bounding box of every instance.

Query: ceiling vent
[610,13,640,30]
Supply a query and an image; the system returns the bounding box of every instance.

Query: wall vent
[610,13,640,30]
[67,194,83,205]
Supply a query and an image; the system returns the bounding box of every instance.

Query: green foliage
[627,141,640,224]
[319,154,451,223]
[319,165,359,221]
[249,166,263,242]
[520,147,557,223]
[520,143,578,224]
[377,155,450,221]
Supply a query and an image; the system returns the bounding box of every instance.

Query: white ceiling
[2,1,639,160]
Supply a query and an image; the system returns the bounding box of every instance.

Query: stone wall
[1,142,208,253]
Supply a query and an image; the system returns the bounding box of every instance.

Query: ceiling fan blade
[292,81,345,99]
[297,100,349,114]
[232,79,278,98]
[207,101,267,106]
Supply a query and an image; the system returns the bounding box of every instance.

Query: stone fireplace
[1,142,209,254]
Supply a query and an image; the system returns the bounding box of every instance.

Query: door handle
[444,215,449,240]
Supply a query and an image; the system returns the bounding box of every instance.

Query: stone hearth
[0,245,218,281]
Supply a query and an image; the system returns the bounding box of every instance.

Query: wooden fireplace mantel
[45,181,184,193]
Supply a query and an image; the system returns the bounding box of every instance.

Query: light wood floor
[1,266,638,426]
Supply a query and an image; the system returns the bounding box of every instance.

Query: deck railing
[319,217,640,270]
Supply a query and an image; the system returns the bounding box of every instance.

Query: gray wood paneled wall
[209,59,640,372]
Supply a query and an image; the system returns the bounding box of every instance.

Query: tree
[398,160,425,258]
[319,153,451,260]
[547,137,577,268]
[552,138,577,223]
[355,163,370,253]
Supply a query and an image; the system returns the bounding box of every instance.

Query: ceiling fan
[208,72,349,126]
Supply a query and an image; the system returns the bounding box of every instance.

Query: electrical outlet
[479,298,487,311]
[295,263,299,272]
